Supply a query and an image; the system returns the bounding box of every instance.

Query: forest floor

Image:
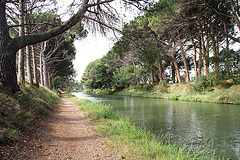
[0,93,122,160]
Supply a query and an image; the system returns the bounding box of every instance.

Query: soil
[0,93,122,160]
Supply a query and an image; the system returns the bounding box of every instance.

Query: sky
[73,34,116,81]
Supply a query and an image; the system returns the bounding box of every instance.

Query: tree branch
[11,0,90,51]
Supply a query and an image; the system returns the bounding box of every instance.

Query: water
[71,92,240,159]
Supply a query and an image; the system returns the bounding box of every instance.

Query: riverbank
[86,83,240,105]
[69,93,219,159]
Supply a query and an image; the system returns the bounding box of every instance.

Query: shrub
[133,84,153,92]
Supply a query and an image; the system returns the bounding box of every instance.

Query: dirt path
[1,93,122,160]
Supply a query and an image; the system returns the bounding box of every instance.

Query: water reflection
[71,92,240,159]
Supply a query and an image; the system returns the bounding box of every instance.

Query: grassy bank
[69,95,219,160]
[112,83,240,105]
[0,84,60,144]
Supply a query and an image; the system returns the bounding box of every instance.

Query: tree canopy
[82,0,240,91]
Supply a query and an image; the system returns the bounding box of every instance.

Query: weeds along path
[34,93,121,159]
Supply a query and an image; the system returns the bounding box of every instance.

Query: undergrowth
[0,84,60,144]
[69,96,219,160]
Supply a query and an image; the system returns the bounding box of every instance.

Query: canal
[71,92,240,159]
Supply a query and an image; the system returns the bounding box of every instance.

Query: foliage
[113,66,137,90]
[81,59,114,90]
[133,84,154,92]
[52,76,83,91]
[192,73,240,92]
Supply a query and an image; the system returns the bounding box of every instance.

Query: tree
[0,0,152,93]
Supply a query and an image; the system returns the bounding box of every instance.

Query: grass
[0,84,60,144]
[69,95,219,160]
[114,84,240,105]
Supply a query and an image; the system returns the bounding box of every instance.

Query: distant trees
[82,0,240,91]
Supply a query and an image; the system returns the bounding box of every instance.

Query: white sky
[73,34,116,81]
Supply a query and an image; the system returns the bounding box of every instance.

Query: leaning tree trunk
[167,40,181,83]
[178,35,190,82]
[170,55,181,83]
[230,0,240,32]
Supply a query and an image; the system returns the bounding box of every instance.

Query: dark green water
[72,92,240,159]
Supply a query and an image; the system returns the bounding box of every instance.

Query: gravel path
[1,93,122,160]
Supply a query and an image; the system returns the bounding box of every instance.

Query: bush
[133,84,154,92]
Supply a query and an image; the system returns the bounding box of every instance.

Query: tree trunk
[198,37,202,78]
[18,0,25,83]
[205,34,210,75]
[230,0,240,32]
[40,51,43,86]
[223,21,230,75]
[25,12,33,85]
[26,45,33,85]
[191,38,198,78]
[32,45,39,88]
[178,35,190,82]
[40,41,47,86]
[0,3,20,93]
[157,54,163,81]
[42,53,49,88]
[171,56,181,83]
[150,64,154,84]
[0,50,20,93]
[210,26,218,73]
[171,61,175,83]
[200,29,209,76]
[167,40,181,83]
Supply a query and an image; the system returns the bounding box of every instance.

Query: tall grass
[115,84,240,105]
[0,84,60,144]
[70,96,218,160]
